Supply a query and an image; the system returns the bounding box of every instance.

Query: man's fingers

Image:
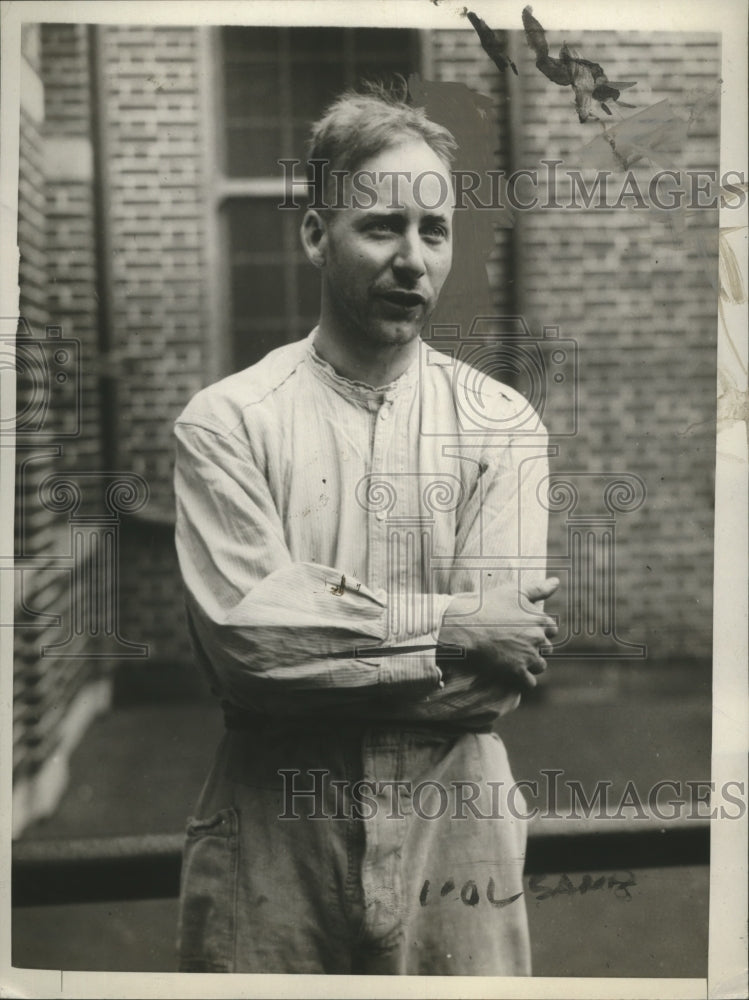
[527,652,548,674]
[524,577,560,603]
[531,626,555,647]
[519,668,538,688]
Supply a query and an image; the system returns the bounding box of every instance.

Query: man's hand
[437,577,560,691]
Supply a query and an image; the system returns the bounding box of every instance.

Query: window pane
[225,200,284,256]
[223,26,280,59]
[225,124,283,177]
[224,63,280,120]
[352,28,412,55]
[287,27,346,58]
[354,62,411,87]
[230,262,286,320]
[353,28,414,83]
[219,26,419,373]
[233,324,288,372]
[296,259,321,321]
[291,61,346,121]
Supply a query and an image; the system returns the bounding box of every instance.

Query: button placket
[368,401,392,591]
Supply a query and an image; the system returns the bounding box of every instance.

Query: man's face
[314,139,454,349]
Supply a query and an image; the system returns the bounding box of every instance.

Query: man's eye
[423,224,448,241]
[367,220,396,233]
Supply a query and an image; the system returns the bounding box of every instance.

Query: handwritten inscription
[529,871,637,901]
[419,877,522,908]
[419,871,637,906]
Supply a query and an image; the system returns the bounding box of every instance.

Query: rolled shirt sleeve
[175,420,452,711]
[173,337,550,724]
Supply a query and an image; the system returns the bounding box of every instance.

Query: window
[215,27,420,372]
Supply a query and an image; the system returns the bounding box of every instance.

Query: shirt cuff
[377,591,454,690]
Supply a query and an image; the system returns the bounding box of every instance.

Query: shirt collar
[304,329,420,406]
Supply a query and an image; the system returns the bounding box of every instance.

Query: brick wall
[97,25,207,668]
[22,25,212,703]
[15,25,54,798]
[509,29,719,663]
[20,24,716,749]
[13,24,111,834]
[41,24,100,473]
[427,27,718,665]
[99,25,207,516]
[102,25,718,669]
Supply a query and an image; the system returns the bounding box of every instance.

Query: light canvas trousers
[177,719,531,975]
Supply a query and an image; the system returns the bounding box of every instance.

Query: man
[173,84,558,976]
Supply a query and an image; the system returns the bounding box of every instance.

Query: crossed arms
[174,417,557,723]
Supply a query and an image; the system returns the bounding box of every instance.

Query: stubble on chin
[365,319,424,347]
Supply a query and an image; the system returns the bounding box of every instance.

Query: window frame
[201,24,426,378]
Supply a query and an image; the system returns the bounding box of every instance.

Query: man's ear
[300,209,328,268]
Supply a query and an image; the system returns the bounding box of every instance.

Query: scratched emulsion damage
[572,75,730,312]
[716,228,748,441]
[466,11,518,77]
[716,366,749,440]
[576,81,729,306]
[577,99,687,173]
[718,228,747,306]
[520,6,637,123]
[461,11,742,440]
[466,4,638,126]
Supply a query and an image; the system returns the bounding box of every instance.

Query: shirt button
[379,406,390,420]
[375,510,386,521]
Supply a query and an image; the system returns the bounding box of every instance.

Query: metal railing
[12,817,710,907]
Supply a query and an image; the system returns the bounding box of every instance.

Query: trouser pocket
[177,807,239,972]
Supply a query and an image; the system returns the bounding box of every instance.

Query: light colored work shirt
[174,330,549,727]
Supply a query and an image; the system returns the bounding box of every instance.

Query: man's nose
[392,229,426,281]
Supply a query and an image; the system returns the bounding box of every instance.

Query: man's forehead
[340,139,455,213]
[359,136,450,172]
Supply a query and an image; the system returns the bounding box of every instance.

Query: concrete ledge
[12,817,710,907]
[12,676,112,837]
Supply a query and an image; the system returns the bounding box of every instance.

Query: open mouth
[379,291,426,310]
